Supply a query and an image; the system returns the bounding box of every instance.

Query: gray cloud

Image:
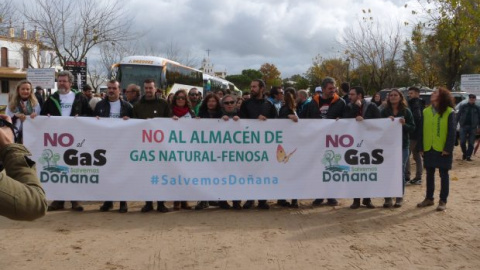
[119,0,419,78]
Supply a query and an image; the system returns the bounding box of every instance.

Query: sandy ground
[1,147,480,270]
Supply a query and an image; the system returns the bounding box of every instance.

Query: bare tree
[0,0,17,27]
[342,14,403,91]
[22,0,136,67]
[164,40,199,68]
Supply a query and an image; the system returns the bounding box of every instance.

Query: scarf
[172,106,190,117]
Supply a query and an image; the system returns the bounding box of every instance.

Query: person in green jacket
[0,115,47,221]
[417,88,456,211]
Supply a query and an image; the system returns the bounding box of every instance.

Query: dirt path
[1,147,479,270]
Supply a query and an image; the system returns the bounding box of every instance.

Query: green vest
[423,106,453,152]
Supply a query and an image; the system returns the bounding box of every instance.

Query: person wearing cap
[456,94,480,161]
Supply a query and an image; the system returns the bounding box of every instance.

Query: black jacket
[343,100,380,119]
[239,98,277,119]
[278,105,295,119]
[408,97,424,141]
[305,93,346,119]
[94,99,133,118]
[40,90,92,117]
[132,96,171,119]
[381,107,415,149]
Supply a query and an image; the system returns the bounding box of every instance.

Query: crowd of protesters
[2,70,470,218]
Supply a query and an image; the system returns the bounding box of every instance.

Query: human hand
[0,115,15,147]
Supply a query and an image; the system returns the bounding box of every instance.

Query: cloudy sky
[119,0,424,78]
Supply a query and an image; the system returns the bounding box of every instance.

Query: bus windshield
[117,64,163,92]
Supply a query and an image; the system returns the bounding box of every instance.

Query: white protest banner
[27,68,56,89]
[23,116,403,200]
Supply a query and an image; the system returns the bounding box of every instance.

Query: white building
[0,24,60,109]
[200,55,227,79]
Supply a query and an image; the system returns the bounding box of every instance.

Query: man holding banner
[306,77,346,207]
[94,80,133,213]
[40,70,92,212]
[133,79,171,213]
[238,79,277,210]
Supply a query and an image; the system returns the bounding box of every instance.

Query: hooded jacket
[305,93,346,119]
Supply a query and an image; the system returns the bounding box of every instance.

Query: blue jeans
[425,167,449,203]
[460,126,476,158]
[402,148,409,195]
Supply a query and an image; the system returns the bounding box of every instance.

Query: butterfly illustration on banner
[276,145,297,163]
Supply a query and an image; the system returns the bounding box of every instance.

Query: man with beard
[133,79,171,213]
[94,80,133,213]
[305,77,346,207]
[40,70,92,212]
[238,79,277,210]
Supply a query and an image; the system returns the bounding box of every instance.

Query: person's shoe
[326,199,339,206]
[257,201,270,210]
[99,201,113,212]
[173,201,181,211]
[417,198,434,207]
[383,198,393,208]
[71,201,84,212]
[410,178,422,185]
[141,202,154,213]
[312,199,324,206]
[462,154,467,160]
[208,201,219,207]
[181,201,192,210]
[362,199,375,209]
[405,179,412,186]
[47,201,65,211]
[277,199,291,207]
[290,200,299,208]
[232,201,242,210]
[466,157,473,161]
[157,202,169,213]
[436,200,447,211]
[195,201,209,210]
[243,200,255,209]
[119,202,128,213]
[394,197,403,208]
[350,199,361,209]
[218,201,231,209]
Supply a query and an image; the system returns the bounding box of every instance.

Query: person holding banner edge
[380,89,415,208]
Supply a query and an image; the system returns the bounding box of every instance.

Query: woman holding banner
[417,88,455,211]
[6,80,41,143]
[195,93,231,210]
[171,89,194,210]
[380,89,415,208]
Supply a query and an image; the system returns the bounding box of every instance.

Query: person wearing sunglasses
[0,115,47,221]
[188,88,202,116]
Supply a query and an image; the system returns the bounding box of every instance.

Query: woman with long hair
[380,89,415,208]
[6,80,40,143]
[195,93,226,210]
[277,91,299,208]
[417,88,455,211]
[197,93,222,119]
[170,89,193,210]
